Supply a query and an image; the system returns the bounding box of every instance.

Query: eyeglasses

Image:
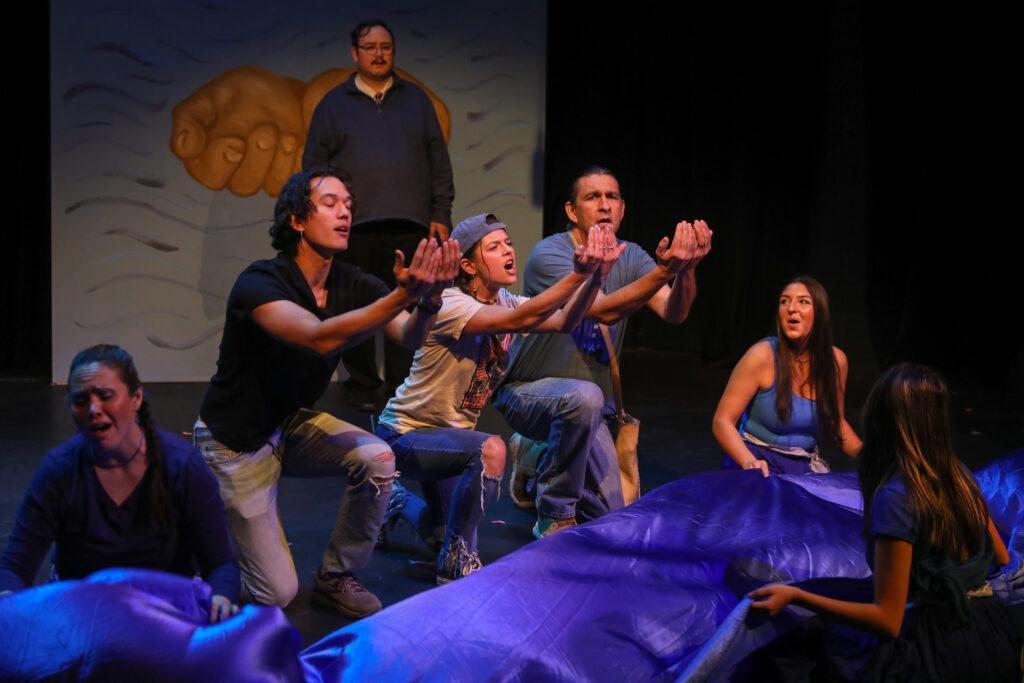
[357,43,393,54]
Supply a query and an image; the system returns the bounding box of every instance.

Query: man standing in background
[303,19,455,409]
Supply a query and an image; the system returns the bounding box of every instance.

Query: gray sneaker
[376,479,409,548]
[508,433,539,509]
[311,570,382,618]
[436,536,483,585]
[532,515,576,539]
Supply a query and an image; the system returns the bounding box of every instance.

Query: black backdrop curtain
[544,1,1020,396]
[5,6,51,378]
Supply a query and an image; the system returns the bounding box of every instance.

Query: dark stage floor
[1,350,1020,647]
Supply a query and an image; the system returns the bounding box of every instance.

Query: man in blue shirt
[495,166,712,537]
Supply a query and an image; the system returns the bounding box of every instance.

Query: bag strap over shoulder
[599,323,625,417]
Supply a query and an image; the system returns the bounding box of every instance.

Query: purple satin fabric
[0,568,304,682]
[301,470,873,681]
[302,455,1021,682]
[3,453,1019,682]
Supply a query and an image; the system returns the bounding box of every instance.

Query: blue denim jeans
[374,423,499,558]
[492,377,624,521]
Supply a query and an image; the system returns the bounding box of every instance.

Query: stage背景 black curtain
[544,0,1020,397]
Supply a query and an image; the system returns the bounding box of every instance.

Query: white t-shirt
[380,287,529,433]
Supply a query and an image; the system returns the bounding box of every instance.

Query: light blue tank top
[738,337,819,450]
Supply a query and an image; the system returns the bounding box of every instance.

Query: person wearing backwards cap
[374,212,624,584]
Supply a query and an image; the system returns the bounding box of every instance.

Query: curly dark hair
[269,167,354,256]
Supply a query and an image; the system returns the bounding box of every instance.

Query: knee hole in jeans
[481,436,506,478]
[368,450,397,487]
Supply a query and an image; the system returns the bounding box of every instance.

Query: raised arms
[252,239,457,356]
[588,220,713,325]
[462,227,624,336]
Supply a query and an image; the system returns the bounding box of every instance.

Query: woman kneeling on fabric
[713,275,862,476]
[0,344,240,622]
[374,213,623,584]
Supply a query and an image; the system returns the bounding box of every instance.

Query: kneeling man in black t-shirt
[196,167,458,618]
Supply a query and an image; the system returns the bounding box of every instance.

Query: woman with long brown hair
[749,364,1020,680]
[713,275,862,475]
[0,345,239,622]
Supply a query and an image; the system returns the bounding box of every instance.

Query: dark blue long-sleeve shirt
[302,73,454,228]
[0,431,239,602]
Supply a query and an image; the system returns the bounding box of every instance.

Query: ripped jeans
[374,423,499,559]
[194,409,395,607]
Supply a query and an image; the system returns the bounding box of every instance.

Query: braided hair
[68,344,174,533]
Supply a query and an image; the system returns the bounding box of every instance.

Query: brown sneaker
[532,515,576,539]
[311,570,382,619]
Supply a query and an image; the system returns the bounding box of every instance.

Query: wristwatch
[416,298,443,315]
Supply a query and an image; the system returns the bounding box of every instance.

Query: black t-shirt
[200,255,389,452]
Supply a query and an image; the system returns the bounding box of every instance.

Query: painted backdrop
[51,1,546,381]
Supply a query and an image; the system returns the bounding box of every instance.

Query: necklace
[470,281,498,305]
[472,292,497,305]
[92,433,145,469]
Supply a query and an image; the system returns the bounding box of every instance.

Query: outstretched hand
[748,584,800,617]
[691,219,713,264]
[424,238,462,301]
[573,226,627,276]
[394,238,438,302]
[394,238,462,304]
[655,219,713,274]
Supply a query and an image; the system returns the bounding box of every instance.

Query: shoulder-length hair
[269,167,354,256]
[858,363,988,559]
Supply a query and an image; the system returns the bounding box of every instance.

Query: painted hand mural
[170,66,452,197]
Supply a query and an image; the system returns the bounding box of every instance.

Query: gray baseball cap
[451,213,508,255]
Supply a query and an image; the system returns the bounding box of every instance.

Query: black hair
[269,167,354,256]
[350,19,395,48]
[68,344,173,533]
[567,165,618,205]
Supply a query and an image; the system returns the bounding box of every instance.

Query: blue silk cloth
[0,567,305,682]
[2,452,1020,682]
